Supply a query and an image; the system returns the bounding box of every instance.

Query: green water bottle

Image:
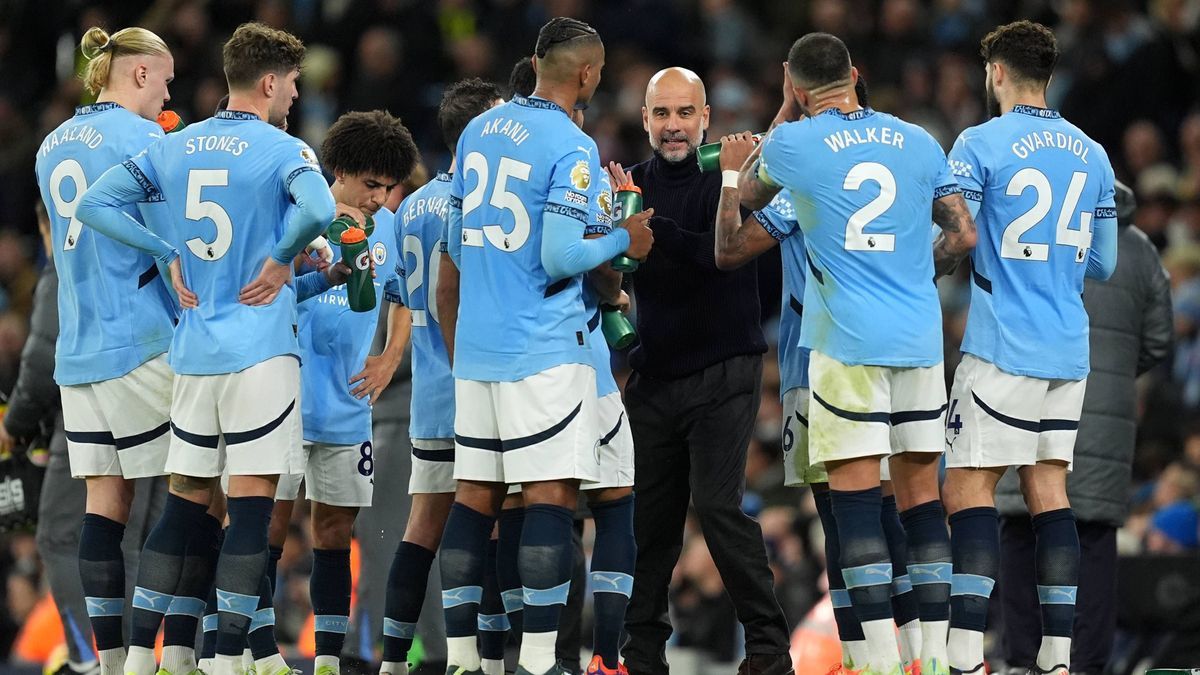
[338,226,375,312]
[696,131,765,172]
[600,305,636,350]
[157,110,185,134]
[326,214,375,245]
[611,184,643,272]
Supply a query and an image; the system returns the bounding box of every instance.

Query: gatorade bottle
[338,226,375,313]
[696,132,764,172]
[611,183,643,272]
[156,110,185,134]
[327,214,375,245]
[600,305,636,350]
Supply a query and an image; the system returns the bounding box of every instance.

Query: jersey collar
[1010,104,1061,119]
[75,102,123,116]
[215,110,262,121]
[435,171,452,182]
[513,95,569,117]
[821,107,874,121]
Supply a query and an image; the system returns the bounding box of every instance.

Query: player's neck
[1001,91,1048,114]
[94,89,139,116]
[448,155,457,173]
[529,85,576,118]
[810,86,860,117]
[224,93,269,122]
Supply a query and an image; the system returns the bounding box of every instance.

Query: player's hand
[611,290,632,314]
[719,131,757,172]
[306,235,334,263]
[323,261,352,287]
[777,61,801,124]
[239,258,291,306]
[605,161,632,189]
[336,203,366,228]
[620,208,655,260]
[349,354,399,406]
[169,258,199,309]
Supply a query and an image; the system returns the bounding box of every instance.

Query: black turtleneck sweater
[628,153,767,379]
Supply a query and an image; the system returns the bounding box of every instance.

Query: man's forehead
[646,86,704,110]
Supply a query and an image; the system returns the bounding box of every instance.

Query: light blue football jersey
[950,105,1116,380]
[449,96,597,382]
[298,207,400,445]
[393,173,455,440]
[754,193,809,395]
[759,107,958,367]
[583,168,619,399]
[126,110,325,375]
[34,103,176,386]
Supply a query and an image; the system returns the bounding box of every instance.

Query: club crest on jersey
[300,146,320,168]
[597,190,612,217]
[570,160,591,190]
[355,249,371,271]
[372,242,387,266]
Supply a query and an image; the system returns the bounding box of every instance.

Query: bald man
[607,67,793,675]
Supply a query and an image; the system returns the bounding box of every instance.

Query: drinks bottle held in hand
[696,132,764,172]
[156,110,185,134]
[600,305,636,350]
[338,226,375,313]
[611,184,644,272]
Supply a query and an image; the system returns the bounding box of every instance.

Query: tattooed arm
[932,192,978,279]
[714,186,781,270]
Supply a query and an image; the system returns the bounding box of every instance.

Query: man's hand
[610,290,632,314]
[306,235,334,263]
[322,261,353,287]
[719,131,757,172]
[774,61,801,127]
[349,353,401,406]
[619,208,655,259]
[169,258,198,309]
[336,202,366,227]
[239,257,292,306]
[605,161,633,190]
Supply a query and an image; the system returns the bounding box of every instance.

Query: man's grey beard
[652,138,699,164]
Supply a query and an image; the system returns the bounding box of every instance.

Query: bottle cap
[156,110,183,133]
[340,226,366,244]
[616,183,641,194]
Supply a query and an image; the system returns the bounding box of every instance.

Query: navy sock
[900,499,953,623]
[948,506,999,633]
[440,503,495,639]
[200,583,218,660]
[589,495,635,669]
[813,488,865,642]
[164,513,222,648]
[479,539,510,661]
[519,503,575,634]
[830,487,893,623]
[131,494,209,649]
[312,548,352,657]
[383,541,436,663]
[214,496,273,657]
[245,573,278,660]
[1032,508,1078,638]
[266,545,283,593]
[79,514,127,652]
[497,507,525,636]
[881,496,919,627]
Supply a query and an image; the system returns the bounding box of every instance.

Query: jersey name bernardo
[403,193,450,227]
[184,135,250,156]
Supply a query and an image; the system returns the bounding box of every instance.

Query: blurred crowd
[1,0,1199,669]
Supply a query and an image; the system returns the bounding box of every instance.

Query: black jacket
[997,224,1173,525]
[4,259,59,441]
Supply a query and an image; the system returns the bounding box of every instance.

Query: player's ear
[261,72,276,99]
[135,63,148,88]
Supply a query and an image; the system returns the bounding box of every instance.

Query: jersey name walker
[450,96,596,382]
[759,107,958,367]
[300,207,400,445]
[950,105,1116,380]
[754,192,809,394]
[126,110,323,375]
[394,173,455,440]
[35,103,175,385]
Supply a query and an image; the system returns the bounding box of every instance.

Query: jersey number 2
[843,162,897,252]
[402,234,444,327]
[185,169,233,261]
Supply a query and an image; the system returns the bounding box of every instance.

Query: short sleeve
[754,193,799,242]
[947,129,985,205]
[276,136,323,192]
[586,168,614,236]
[545,140,597,226]
[923,132,959,200]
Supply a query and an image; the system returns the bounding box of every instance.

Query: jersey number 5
[461,151,533,252]
[1002,169,1092,262]
[185,169,233,261]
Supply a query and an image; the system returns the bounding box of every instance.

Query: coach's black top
[627,153,767,379]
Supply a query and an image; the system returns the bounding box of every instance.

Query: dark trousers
[999,515,1116,674]
[622,354,789,673]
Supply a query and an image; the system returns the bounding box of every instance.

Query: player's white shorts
[167,356,303,478]
[944,354,1086,470]
[808,351,947,467]
[410,438,456,495]
[583,392,634,490]
[275,441,376,507]
[62,354,173,479]
[454,363,600,485]
[783,386,893,485]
